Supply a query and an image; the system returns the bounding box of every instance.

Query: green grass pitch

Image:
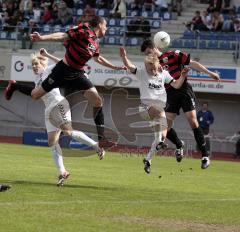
[0,143,240,232]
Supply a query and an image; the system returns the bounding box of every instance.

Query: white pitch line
[0,198,240,206]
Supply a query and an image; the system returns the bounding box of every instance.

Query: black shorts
[165,83,196,115]
[42,60,94,93]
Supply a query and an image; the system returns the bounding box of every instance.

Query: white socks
[71,130,98,150]
[51,143,66,175]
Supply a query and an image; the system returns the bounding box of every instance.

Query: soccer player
[119,47,189,173]
[141,37,220,169]
[0,184,11,192]
[4,48,105,186]
[29,16,126,148]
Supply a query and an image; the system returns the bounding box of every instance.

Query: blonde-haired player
[120,47,189,173]
[4,49,105,186]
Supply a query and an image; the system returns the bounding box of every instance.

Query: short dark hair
[141,39,154,52]
[89,16,105,28]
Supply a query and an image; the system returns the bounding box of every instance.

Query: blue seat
[199,32,217,40]
[126,37,139,46]
[108,18,119,27]
[53,25,61,32]
[199,40,207,49]
[207,40,218,49]
[119,18,127,26]
[183,31,196,39]
[97,8,109,17]
[130,10,138,17]
[0,31,8,39]
[184,39,196,48]
[107,27,119,36]
[43,24,51,33]
[9,32,17,40]
[105,36,119,45]
[76,9,83,16]
[219,40,231,49]
[152,11,160,18]
[171,39,184,48]
[218,32,237,41]
[162,12,171,20]
[152,20,161,29]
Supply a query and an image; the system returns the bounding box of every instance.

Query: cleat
[175,141,184,163]
[4,80,16,100]
[99,138,117,149]
[143,158,151,174]
[57,171,70,186]
[96,147,105,160]
[0,184,11,192]
[201,157,210,169]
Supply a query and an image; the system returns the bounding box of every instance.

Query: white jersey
[35,64,64,110]
[35,64,71,133]
[136,66,173,107]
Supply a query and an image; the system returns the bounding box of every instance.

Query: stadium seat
[152,20,161,29]
[107,27,119,36]
[127,37,139,46]
[76,9,83,16]
[141,11,151,17]
[130,10,138,17]
[162,12,171,20]
[171,39,184,48]
[119,18,127,26]
[152,11,160,18]
[97,8,109,17]
[53,25,61,32]
[183,31,196,39]
[207,40,218,49]
[105,36,118,45]
[9,32,17,40]
[198,32,215,40]
[199,40,207,49]
[43,24,51,33]
[219,40,231,50]
[184,39,196,48]
[109,18,119,26]
[0,31,7,39]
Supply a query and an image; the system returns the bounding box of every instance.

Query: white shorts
[45,98,71,133]
[139,101,165,121]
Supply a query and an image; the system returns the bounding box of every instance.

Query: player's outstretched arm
[30,32,68,42]
[119,47,136,74]
[40,48,61,63]
[170,67,190,89]
[93,55,126,70]
[189,60,220,81]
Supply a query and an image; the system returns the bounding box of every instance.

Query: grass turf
[0,143,240,232]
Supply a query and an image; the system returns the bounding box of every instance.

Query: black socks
[93,107,105,140]
[166,128,183,149]
[193,127,208,157]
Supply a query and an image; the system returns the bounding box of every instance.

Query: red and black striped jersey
[64,23,100,70]
[159,50,190,89]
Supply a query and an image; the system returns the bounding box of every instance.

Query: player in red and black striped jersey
[29,16,125,149]
[141,38,220,169]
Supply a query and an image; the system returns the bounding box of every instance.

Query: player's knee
[31,90,41,100]
[94,96,103,107]
[48,139,56,147]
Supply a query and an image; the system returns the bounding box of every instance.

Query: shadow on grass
[0,179,119,191]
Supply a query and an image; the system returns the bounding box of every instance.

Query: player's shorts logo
[162,57,168,63]
[48,77,54,85]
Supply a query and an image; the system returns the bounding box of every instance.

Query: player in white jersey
[4,49,105,186]
[119,47,189,173]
